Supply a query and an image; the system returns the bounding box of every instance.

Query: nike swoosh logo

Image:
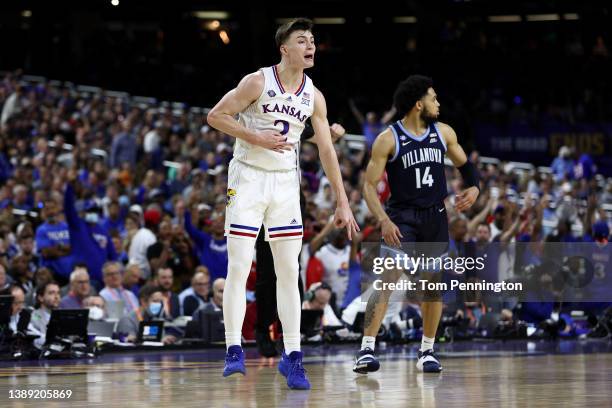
[402,141,412,146]
[439,208,445,213]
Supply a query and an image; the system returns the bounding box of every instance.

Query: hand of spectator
[127,334,137,343]
[455,186,479,212]
[380,218,403,247]
[251,129,293,152]
[487,195,497,212]
[162,335,177,345]
[190,206,200,224]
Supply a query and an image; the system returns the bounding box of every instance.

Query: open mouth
[304,54,314,61]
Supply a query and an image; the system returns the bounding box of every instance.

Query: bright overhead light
[563,13,579,20]
[193,11,229,20]
[219,30,230,45]
[393,16,417,23]
[110,0,119,6]
[313,17,345,25]
[21,10,32,18]
[206,20,221,30]
[526,14,560,21]
[488,15,522,23]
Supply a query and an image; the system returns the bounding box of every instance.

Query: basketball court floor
[1,340,611,407]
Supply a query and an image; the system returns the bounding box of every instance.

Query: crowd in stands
[0,68,611,352]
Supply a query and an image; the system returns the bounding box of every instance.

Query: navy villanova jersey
[385,121,448,209]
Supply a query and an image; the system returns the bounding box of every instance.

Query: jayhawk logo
[226,188,236,207]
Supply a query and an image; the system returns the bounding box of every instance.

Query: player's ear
[280,44,288,56]
[415,100,423,112]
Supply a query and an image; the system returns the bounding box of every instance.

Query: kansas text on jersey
[234,65,315,171]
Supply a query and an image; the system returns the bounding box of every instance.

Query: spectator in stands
[83,295,106,320]
[168,225,198,286]
[110,229,129,264]
[99,261,139,316]
[448,217,469,257]
[59,267,93,309]
[35,198,75,283]
[122,263,142,297]
[0,263,11,292]
[184,209,227,281]
[314,227,350,309]
[551,146,575,182]
[116,283,177,344]
[182,270,211,316]
[348,98,395,149]
[9,254,34,298]
[110,120,137,170]
[102,200,126,237]
[154,266,180,319]
[11,184,31,211]
[64,181,117,284]
[178,265,209,309]
[25,267,53,307]
[302,282,342,327]
[8,285,29,333]
[196,277,224,313]
[0,83,24,127]
[129,208,159,280]
[30,281,61,349]
[17,232,39,277]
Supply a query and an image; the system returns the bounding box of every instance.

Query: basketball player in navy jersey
[207,18,358,389]
[354,75,480,373]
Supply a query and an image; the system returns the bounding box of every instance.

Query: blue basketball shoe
[353,347,380,374]
[416,349,443,373]
[223,345,246,377]
[278,351,310,390]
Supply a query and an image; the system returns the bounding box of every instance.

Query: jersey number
[415,166,434,189]
[274,120,290,136]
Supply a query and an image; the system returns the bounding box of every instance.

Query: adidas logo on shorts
[290,219,297,225]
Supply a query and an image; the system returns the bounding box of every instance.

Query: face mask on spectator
[85,212,99,224]
[89,306,104,321]
[148,301,163,317]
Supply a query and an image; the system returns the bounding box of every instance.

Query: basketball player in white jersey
[207,18,359,390]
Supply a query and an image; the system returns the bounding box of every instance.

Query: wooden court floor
[0,344,611,407]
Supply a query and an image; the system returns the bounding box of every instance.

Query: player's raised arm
[362,129,403,247]
[438,122,480,212]
[207,72,292,153]
[310,88,359,239]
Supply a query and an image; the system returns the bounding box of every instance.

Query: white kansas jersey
[234,65,315,171]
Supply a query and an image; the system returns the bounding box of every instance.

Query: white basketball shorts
[224,158,303,241]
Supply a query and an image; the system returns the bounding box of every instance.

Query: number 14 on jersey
[415,166,434,189]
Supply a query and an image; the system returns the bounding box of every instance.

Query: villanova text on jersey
[386,121,448,209]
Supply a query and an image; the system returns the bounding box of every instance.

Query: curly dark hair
[393,75,434,115]
[275,18,314,48]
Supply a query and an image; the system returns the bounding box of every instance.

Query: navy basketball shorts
[380,203,449,273]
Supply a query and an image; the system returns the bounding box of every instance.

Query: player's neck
[401,114,428,135]
[275,61,304,92]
